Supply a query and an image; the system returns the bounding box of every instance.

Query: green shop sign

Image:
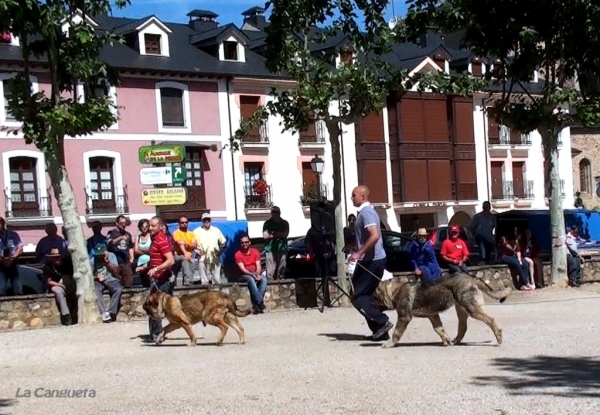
[138,144,185,164]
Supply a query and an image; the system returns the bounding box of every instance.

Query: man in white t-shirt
[193,213,227,285]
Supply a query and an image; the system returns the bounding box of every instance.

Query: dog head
[143,287,167,320]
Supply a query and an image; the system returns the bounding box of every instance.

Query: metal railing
[300,182,329,205]
[513,180,535,199]
[491,180,514,200]
[4,190,52,218]
[244,184,273,209]
[85,186,129,216]
[242,121,269,144]
[299,120,326,144]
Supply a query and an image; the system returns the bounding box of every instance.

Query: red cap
[449,225,460,234]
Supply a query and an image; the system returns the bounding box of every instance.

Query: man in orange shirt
[440,225,470,274]
[172,215,197,285]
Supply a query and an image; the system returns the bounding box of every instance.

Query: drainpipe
[226,77,239,220]
[481,98,491,204]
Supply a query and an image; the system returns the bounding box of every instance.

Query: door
[512,161,525,197]
[490,161,504,199]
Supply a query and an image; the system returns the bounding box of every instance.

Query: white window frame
[76,81,119,130]
[0,73,39,128]
[137,17,172,57]
[155,81,191,134]
[83,150,124,214]
[2,150,48,213]
[218,35,246,62]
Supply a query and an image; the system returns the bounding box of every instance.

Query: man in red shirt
[147,216,175,342]
[440,225,470,274]
[234,235,267,314]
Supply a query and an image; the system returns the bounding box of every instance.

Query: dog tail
[230,299,252,317]
[474,279,512,303]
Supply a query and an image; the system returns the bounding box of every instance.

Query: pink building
[0,9,284,251]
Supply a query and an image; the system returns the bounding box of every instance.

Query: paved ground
[1,286,600,415]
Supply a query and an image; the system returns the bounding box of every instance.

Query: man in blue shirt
[348,185,393,341]
[0,217,24,296]
[408,228,442,284]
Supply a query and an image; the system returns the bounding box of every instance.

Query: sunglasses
[241,241,250,244]
[180,221,188,224]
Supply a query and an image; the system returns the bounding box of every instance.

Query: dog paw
[451,339,462,346]
[187,342,196,347]
[441,340,451,347]
[381,341,395,349]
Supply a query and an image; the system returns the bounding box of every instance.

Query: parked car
[261,230,416,278]
[4,265,46,296]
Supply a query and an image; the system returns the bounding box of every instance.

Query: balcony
[513,180,535,199]
[491,180,514,201]
[545,179,566,199]
[299,121,326,149]
[4,189,53,226]
[300,183,329,211]
[85,186,129,221]
[244,182,273,216]
[241,121,269,151]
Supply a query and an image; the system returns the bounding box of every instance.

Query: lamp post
[310,154,325,200]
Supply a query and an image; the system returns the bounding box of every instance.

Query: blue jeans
[148,279,173,341]
[239,274,267,306]
[501,255,529,287]
[0,265,21,296]
[417,266,441,284]
[476,235,495,264]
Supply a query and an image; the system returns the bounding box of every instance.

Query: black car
[262,230,415,278]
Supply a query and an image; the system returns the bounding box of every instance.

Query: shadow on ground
[472,355,600,398]
[0,398,18,415]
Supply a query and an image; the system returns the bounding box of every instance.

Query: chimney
[241,6,266,31]
[187,10,219,32]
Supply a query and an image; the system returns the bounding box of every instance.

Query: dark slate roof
[0,12,285,80]
[190,24,248,46]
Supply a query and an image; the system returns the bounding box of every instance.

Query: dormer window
[223,41,238,60]
[471,59,483,76]
[339,50,354,66]
[145,34,161,55]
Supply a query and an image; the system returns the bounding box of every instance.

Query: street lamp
[310,154,325,199]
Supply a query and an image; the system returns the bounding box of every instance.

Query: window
[433,57,446,71]
[471,60,483,76]
[2,80,16,122]
[89,157,116,212]
[145,34,161,55]
[301,162,319,201]
[339,50,353,66]
[223,41,238,60]
[580,158,592,193]
[160,88,184,127]
[244,162,263,190]
[9,157,39,215]
[155,81,190,133]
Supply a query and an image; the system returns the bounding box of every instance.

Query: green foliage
[0,0,129,150]
[230,0,408,149]
[404,0,600,140]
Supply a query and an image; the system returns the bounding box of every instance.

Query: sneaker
[258,302,266,311]
[527,283,536,290]
[102,312,111,322]
[372,321,393,340]
[519,285,532,291]
[364,332,390,341]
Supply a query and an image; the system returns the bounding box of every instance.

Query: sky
[110,0,409,28]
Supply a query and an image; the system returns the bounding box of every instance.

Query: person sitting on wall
[440,225,470,274]
[498,234,531,290]
[91,243,123,323]
[520,228,540,288]
[43,248,74,326]
[234,235,267,314]
[408,228,442,285]
[87,221,107,260]
[35,223,68,265]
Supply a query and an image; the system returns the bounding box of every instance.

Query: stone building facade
[571,127,600,209]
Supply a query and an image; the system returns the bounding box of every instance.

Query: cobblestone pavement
[1,287,600,415]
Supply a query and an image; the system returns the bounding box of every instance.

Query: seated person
[86,221,107,259]
[90,243,123,323]
[234,235,267,314]
[565,226,584,287]
[408,228,441,284]
[521,228,539,287]
[42,248,74,326]
[498,235,531,290]
[135,254,151,288]
[440,225,470,274]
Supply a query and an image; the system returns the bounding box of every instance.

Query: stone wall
[571,132,600,207]
[2,260,600,332]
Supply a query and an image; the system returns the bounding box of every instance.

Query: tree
[404,0,600,286]
[0,0,128,321]
[230,0,407,298]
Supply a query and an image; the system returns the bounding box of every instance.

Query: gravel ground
[1,287,600,415]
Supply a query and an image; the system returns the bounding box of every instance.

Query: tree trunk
[541,128,568,287]
[326,120,351,305]
[44,141,98,323]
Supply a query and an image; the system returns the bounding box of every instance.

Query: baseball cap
[449,225,460,234]
[137,254,150,266]
[93,243,107,256]
[201,213,211,220]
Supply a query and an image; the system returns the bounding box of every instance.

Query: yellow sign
[141,187,187,206]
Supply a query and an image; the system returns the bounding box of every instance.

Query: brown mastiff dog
[373,273,511,348]
[143,288,252,346]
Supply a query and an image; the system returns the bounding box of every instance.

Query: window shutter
[160,88,184,126]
